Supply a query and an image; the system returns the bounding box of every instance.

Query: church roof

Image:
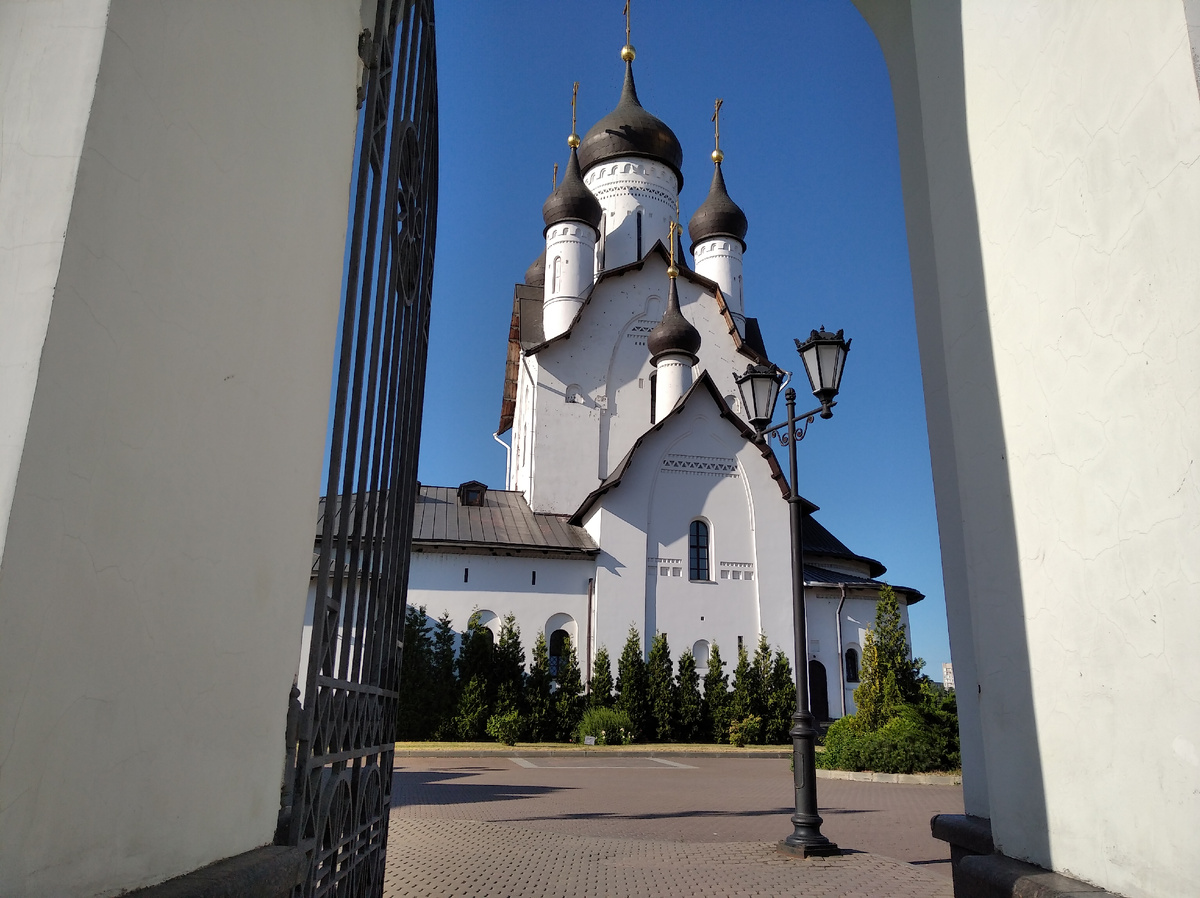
[803,565,924,604]
[542,147,602,232]
[578,60,683,189]
[497,241,768,435]
[411,486,598,558]
[688,163,748,250]
[569,371,800,524]
[648,276,701,361]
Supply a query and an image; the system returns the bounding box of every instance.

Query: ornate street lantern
[734,363,783,431]
[795,327,851,413]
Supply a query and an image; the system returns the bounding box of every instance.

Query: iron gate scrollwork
[278,1,437,895]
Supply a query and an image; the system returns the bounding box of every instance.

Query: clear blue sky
[416,2,952,677]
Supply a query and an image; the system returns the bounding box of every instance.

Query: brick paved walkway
[385,755,961,897]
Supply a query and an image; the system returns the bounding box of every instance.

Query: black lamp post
[735,326,851,858]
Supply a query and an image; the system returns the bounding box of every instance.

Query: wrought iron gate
[278,1,437,894]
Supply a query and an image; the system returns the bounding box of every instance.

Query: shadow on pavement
[392,770,577,807]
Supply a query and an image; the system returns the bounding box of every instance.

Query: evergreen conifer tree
[524,631,555,742]
[853,585,923,731]
[765,650,797,744]
[552,634,584,741]
[589,646,614,708]
[751,633,772,720]
[702,643,730,743]
[396,604,433,740]
[646,632,675,742]
[729,641,765,742]
[492,613,525,715]
[454,675,489,741]
[675,650,703,742]
[457,609,495,700]
[430,611,458,740]
[615,626,649,741]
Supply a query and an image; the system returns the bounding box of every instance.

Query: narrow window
[689,520,710,581]
[552,256,562,293]
[549,629,569,679]
[531,570,537,586]
[845,648,860,683]
[636,210,643,259]
[649,372,657,423]
[738,635,744,653]
[463,567,469,583]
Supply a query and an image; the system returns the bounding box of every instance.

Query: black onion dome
[542,147,603,233]
[688,163,748,250]
[648,277,701,361]
[578,61,684,189]
[524,248,545,287]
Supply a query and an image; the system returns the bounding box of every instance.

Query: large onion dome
[524,248,545,287]
[648,277,701,362]
[578,59,683,189]
[688,162,748,251]
[542,147,603,233]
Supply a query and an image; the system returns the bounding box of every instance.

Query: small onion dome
[542,147,603,233]
[648,277,701,363]
[688,162,748,251]
[524,248,546,287]
[579,59,684,190]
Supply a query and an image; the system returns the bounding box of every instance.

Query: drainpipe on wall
[492,431,511,487]
[835,583,847,718]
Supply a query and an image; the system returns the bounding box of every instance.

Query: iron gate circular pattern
[280,1,438,896]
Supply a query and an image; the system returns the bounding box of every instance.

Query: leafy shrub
[729,715,762,748]
[818,706,948,774]
[486,708,522,746]
[577,706,634,745]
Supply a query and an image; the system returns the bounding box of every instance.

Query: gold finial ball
[568,133,581,148]
[621,44,636,61]
[711,149,724,164]
[667,263,679,278]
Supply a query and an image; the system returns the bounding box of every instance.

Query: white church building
[306,45,923,720]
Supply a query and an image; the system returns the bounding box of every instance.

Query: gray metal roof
[411,486,599,558]
[804,564,924,605]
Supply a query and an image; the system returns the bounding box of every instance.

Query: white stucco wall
[524,256,750,515]
[583,390,795,674]
[585,157,679,271]
[0,0,111,562]
[406,553,594,666]
[857,2,1200,894]
[0,4,362,895]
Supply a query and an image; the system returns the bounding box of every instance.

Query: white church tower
[579,45,683,272]
[689,117,749,327]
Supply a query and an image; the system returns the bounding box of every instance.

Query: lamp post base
[777,836,841,859]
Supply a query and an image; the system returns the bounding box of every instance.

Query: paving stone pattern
[384,756,961,897]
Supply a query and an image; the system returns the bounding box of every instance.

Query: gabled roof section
[802,514,887,579]
[498,283,545,434]
[413,486,599,558]
[804,564,925,605]
[569,371,806,525]
[522,240,769,366]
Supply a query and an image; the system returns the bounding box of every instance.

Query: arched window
[552,256,562,293]
[548,628,569,679]
[692,639,710,667]
[845,647,860,683]
[689,520,710,581]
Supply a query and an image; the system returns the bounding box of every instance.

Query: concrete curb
[817,768,961,786]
